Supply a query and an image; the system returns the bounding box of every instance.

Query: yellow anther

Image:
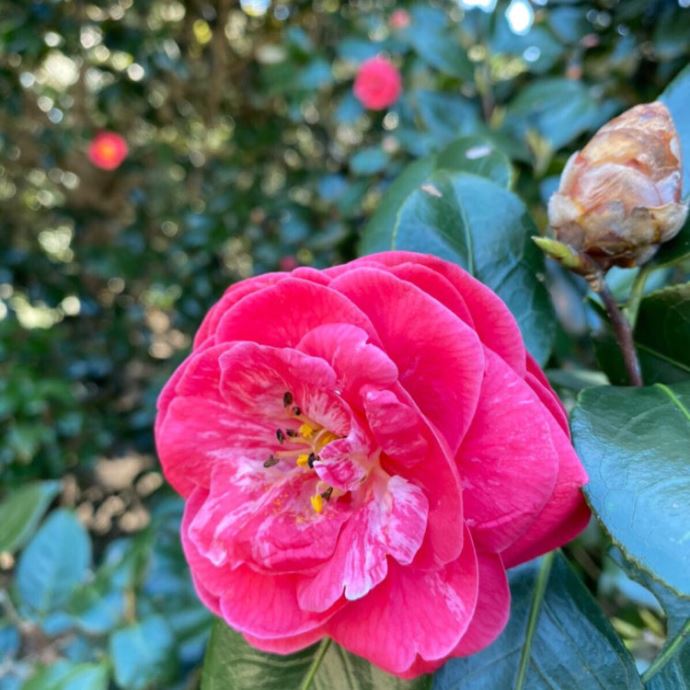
[299,423,315,439]
[310,494,324,514]
[316,431,338,450]
[296,454,310,468]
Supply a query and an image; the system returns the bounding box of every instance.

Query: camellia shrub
[1,1,690,689]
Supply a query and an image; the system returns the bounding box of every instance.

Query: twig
[597,282,643,387]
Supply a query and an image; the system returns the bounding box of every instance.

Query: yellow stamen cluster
[277,391,340,515]
[299,422,315,439]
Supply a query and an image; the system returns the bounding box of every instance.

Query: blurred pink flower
[389,9,411,30]
[88,131,128,170]
[353,56,402,111]
[155,251,589,677]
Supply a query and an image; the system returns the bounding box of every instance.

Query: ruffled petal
[458,349,559,553]
[189,459,348,572]
[525,354,570,434]
[331,266,484,454]
[325,529,479,676]
[339,251,526,375]
[215,278,377,348]
[396,549,509,677]
[297,323,398,403]
[452,550,510,656]
[362,387,429,468]
[182,488,340,640]
[501,413,589,567]
[157,396,275,496]
[386,262,475,326]
[297,474,428,612]
[193,273,285,347]
[218,341,348,435]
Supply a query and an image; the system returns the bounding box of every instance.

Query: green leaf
[350,147,390,176]
[15,509,91,615]
[609,549,690,690]
[362,136,513,255]
[596,283,690,385]
[653,7,690,61]
[491,15,564,75]
[503,78,619,152]
[408,7,472,79]
[660,64,690,196]
[634,284,690,378]
[362,170,554,363]
[109,615,176,690]
[415,92,480,146]
[0,481,60,554]
[201,621,431,690]
[572,383,690,597]
[433,552,642,690]
[22,661,109,690]
[644,625,690,690]
[435,138,513,190]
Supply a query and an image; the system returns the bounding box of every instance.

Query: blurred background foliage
[1,0,689,688]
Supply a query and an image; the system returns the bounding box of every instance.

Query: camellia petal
[331,266,484,453]
[325,528,478,676]
[458,349,559,553]
[297,474,428,612]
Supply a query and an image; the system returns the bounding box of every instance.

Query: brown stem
[597,283,643,387]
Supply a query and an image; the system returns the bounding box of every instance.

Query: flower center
[263,390,342,514]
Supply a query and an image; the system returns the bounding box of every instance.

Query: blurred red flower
[353,56,402,111]
[88,131,128,170]
[389,9,411,30]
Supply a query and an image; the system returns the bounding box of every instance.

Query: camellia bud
[547,101,688,269]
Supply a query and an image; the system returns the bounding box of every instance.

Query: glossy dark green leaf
[435,138,513,190]
[504,78,619,152]
[408,7,472,79]
[0,480,60,554]
[634,284,690,378]
[201,621,431,690]
[572,383,690,597]
[433,553,642,690]
[362,170,554,362]
[415,92,480,145]
[491,16,564,74]
[660,64,690,196]
[362,136,512,253]
[350,147,390,176]
[548,7,589,44]
[614,551,690,690]
[644,600,690,690]
[109,615,176,690]
[596,283,690,385]
[15,509,91,615]
[22,661,108,690]
[653,7,690,61]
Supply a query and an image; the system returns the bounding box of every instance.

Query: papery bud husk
[548,101,688,270]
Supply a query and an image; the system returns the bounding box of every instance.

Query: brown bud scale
[548,101,688,269]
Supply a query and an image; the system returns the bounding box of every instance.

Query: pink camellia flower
[353,56,402,111]
[389,9,411,30]
[155,251,589,678]
[88,131,128,170]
